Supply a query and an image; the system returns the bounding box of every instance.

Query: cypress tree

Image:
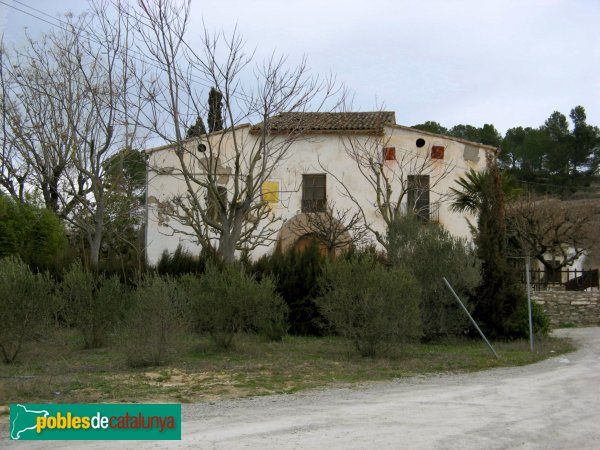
[186,116,207,138]
[473,155,525,338]
[207,87,224,132]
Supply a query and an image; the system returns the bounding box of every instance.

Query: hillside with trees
[413,105,600,196]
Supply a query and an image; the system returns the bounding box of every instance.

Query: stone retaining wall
[533,290,600,327]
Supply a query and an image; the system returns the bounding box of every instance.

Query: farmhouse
[145,112,496,264]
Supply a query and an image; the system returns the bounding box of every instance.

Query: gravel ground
[6,327,600,449]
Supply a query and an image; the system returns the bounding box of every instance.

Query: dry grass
[0,328,574,418]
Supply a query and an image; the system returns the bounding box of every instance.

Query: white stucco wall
[383,125,486,240]
[145,124,491,264]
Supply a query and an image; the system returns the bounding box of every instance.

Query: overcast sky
[1,0,599,134]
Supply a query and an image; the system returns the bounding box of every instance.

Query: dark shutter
[383,147,396,161]
[302,174,326,212]
[431,146,445,160]
[407,175,430,221]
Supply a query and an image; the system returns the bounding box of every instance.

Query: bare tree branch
[136,1,344,263]
[320,124,454,254]
[507,195,600,274]
[1,1,146,267]
[289,201,371,256]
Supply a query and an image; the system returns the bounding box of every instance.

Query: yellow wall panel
[262,180,279,205]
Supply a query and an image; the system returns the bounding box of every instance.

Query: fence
[522,268,599,291]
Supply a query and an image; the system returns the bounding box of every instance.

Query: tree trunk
[218,232,236,265]
[48,179,60,214]
[88,201,105,269]
[218,212,246,264]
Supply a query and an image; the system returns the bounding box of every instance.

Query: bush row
[1,253,418,362]
[0,257,286,366]
[0,216,550,364]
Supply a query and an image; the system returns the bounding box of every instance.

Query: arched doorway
[293,234,329,256]
[277,213,353,257]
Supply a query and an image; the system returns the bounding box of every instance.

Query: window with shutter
[383,147,396,161]
[302,174,326,212]
[431,146,445,160]
[407,175,430,222]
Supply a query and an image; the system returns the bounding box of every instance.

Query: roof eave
[144,123,252,155]
[386,123,498,152]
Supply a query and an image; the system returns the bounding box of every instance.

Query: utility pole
[526,256,534,352]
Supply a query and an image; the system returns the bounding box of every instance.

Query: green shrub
[387,215,481,340]
[317,257,421,357]
[156,245,221,276]
[60,262,129,348]
[252,242,325,335]
[0,257,54,363]
[245,275,289,341]
[505,297,550,338]
[0,195,68,273]
[121,275,188,367]
[186,265,288,348]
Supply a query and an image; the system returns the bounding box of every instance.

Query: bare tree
[321,126,453,255]
[0,32,78,210]
[65,1,146,268]
[290,201,370,256]
[1,1,145,268]
[507,195,600,275]
[134,0,342,264]
[0,40,29,201]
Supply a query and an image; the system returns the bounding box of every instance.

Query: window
[431,146,445,160]
[407,175,430,222]
[383,147,396,161]
[302,174,326,212]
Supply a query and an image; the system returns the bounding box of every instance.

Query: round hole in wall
[416,138,426,148]
[197,143,207,153]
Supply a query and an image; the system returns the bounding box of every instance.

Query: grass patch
[0,328,575,410]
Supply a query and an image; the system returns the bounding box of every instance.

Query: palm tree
[450,169,522,215]
[450,169,489,215]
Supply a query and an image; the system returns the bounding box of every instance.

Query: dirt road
[8,327,600,449]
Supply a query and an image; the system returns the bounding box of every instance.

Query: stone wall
[533,291,600,327]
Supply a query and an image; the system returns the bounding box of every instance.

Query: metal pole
[442,277,499,358]
[526,257,534,352]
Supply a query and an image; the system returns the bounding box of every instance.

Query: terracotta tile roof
[250,111,396,134]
